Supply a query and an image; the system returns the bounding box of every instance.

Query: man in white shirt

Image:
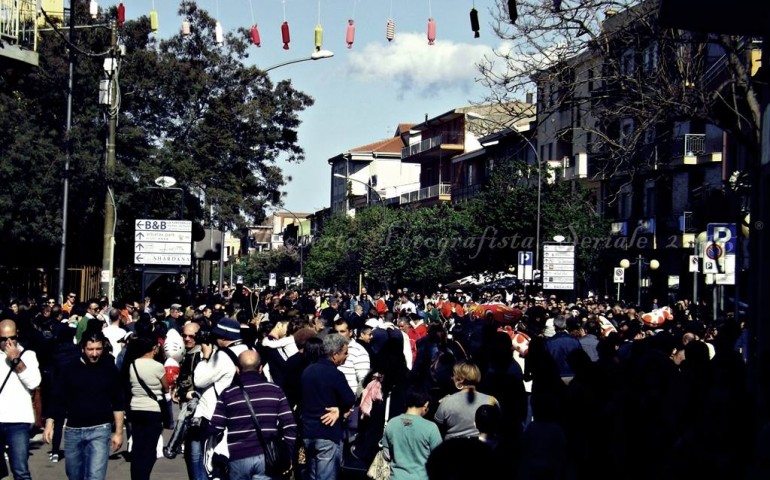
[102,308,127,361]
[0,319,42,480]
[332,318,370,395]
[398,294,417,315]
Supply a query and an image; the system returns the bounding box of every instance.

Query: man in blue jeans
[44,331,125,480]
[0,319,42,480]
[300,334,356,480]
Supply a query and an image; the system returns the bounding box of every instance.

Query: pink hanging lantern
[427,17,436,45]
[346,19,355,49]
[281,21,291,50]
[251,25,261,46]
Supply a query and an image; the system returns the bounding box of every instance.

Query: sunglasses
[68,295,76,299]
[182,334,196,339]
[0,336,18,342]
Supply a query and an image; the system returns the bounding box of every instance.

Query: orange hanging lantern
[182,20,190,36]
[427,17,436,45]
[346,19,355,48]
[281,21,291,50]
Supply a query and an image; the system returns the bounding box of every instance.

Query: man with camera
[192,318,250,475]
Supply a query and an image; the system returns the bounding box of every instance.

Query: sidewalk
[24,428,187,480]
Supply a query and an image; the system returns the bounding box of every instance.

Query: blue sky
[111,1,511,214]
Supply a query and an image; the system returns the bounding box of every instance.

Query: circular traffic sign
[705,243,723,260]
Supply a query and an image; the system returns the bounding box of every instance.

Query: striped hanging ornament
[386,18,395,41]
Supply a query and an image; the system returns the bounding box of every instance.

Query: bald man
[0,319,42,480]
[209,349,297,479]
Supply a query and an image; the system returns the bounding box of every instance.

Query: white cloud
[346,32,497,97]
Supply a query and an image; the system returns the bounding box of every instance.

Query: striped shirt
[209,371,297,462]
[338,339,370,395]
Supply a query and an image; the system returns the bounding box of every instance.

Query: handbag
[132,362,172,429]
[367,449,390,480]
[239,385,293,478]
[367,392,392,480]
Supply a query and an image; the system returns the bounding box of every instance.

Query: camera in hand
[195,327,216,345]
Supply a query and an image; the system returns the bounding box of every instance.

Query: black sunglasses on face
[0,336,18,342]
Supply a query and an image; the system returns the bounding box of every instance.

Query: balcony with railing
[451,184,482,204]
[401,132,464,161]
[398,183,452,205]
[671,133,723,166]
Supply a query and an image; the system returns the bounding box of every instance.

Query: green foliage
[0,2,313,274]
[305,162,608,292]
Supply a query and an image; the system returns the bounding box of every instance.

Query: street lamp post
[263,50,334,73]
[333,173,384,208]
[620,255,660,308]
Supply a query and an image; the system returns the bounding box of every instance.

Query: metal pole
[57,0,77,304]
[536,159,542,279]
[617,282,620,302]
[100,20,118,301]
[637,255,642,307]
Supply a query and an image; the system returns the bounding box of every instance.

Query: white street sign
[135,231,193,242]
[134,253,191,265]
[134,219,193,265]
[134,242,191,254]
[689,255,699,272]
[543,243,575,290]
[613,267,625,283]
[269,272,277,287]
[135,219,192,232]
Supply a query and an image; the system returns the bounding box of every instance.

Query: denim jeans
[64,423,112,480]
[184,425,208,480]
[302,438,342,480]
[229,454,270,480]
[0,422,32,480]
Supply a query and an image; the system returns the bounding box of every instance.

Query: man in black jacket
[43,331,125,480]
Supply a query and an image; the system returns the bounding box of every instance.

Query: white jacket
[192,342,249,420]
[0,347,42,424]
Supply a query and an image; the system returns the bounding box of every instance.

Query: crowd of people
[0,284,765,480]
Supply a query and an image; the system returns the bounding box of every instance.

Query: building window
[621,49,635,76]
[587,68,594,91]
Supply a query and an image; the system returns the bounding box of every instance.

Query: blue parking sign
[707,223,737,253]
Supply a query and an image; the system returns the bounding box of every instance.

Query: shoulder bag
[239,384,293,478]
[132,361,172,429]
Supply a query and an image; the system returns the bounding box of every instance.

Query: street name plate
[134,253,192,265]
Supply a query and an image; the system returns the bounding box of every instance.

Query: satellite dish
[154,176,177,188]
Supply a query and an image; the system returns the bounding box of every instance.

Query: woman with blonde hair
[433,361,500,439]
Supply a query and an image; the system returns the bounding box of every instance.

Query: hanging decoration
[248,0,260,46]
[426,0,435,45]
[281,0,291,49]
[508,0,518,24]
[214,0,223,44]
[90,0,98,19]
[314,0,323,52]
[470,5,480,38]
[117,3,125,29]
[281,21,291,49]
[181,0,190,36]
[345,1,356,48]
[386,0,395,42]
[346,19,355,48]
[150,0,159,32]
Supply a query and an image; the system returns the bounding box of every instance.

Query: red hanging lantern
[470,8,480,38]
[346,19,355,49]
[427,17,436,45]
[281,21,291,50]
[117,3,125,29]
[251,25,261,47]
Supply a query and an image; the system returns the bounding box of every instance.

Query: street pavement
[25,427,187,480]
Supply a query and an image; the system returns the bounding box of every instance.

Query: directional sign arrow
[135,232,144,240]
[136,243,144,251]
[135,254,143,263]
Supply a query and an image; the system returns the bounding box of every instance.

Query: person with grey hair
[545,315,582,383]
[300,334,357,479]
